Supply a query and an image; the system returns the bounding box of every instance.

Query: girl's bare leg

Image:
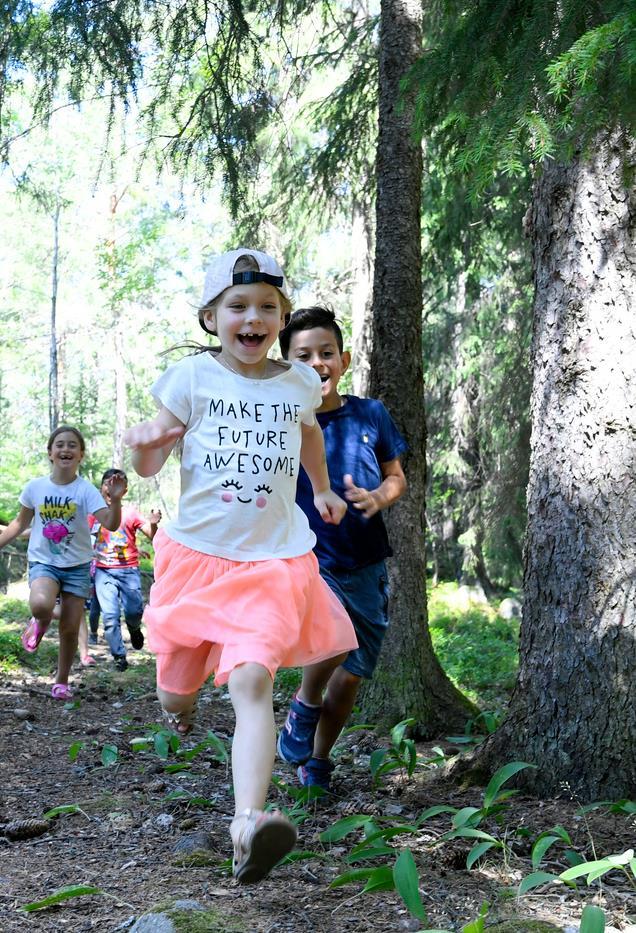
[157,687,199,734]
[228,663,275,820]
[29,577,58,627]
[78,616,91,660]
[56,594,85,685]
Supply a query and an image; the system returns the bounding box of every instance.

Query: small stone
[172,831,217,866]
[13,708,33,721]
[178,817,197,830]
[154,813,174,832]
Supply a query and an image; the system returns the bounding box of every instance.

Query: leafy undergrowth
[428,583,520,714]
[0,598,634,933]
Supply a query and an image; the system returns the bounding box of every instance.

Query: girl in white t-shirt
[0,425,125,698]
[124,248,357,884]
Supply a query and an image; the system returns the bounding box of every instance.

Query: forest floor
[0,606,634,933]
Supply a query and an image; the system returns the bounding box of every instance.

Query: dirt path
[1,635,634,932]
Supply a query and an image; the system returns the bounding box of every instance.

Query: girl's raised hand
[343,474,380,519]
[314,488,347,525]
[124,420,184,451]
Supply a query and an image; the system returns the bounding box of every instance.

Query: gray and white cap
[200,248,290,308]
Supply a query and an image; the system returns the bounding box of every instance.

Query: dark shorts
[320,560,390,679]
[28,561,92,599]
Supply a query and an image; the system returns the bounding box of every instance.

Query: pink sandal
[231,808,297,884]
[81,655,96,667]
[51,683,73,700]
[21,617,49,653]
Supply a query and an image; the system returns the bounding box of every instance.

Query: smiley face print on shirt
[220,479,273,508]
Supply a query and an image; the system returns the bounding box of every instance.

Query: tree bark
[48,204,61,432]
[360,0,475,734]
[351,196,374,397]
[469,131,636,799]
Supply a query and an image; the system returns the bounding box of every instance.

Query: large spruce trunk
[472,132,636,799]
[360,0,474,733]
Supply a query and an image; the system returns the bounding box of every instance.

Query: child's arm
[0,507,34,550]
[140,508,162,541]
[124,406,185,478]
[300,422,347,525]
[344,457,407,519]
[93,472,127,532]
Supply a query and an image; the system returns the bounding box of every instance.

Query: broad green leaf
[462,901,489,933]
[349,824,419,855]
[154,732,170,759]
[580,905,606,933]
[42,804,83,820]
[320,814,374,843]
[531,834,562,869]
[22,885,102,912]
[482,761,536,810]
[391,718,416,747]
[452,807,482,829]
[393,849,427,921]
[466,841,496,869]
[445,828,500,844]
[164,763,192,773]
[329,867,375,889]
[417,805,458,825]
[518,871,561,895]
[101,744,118,766]
[68,741,83,763]
[559,850,633,883]
[347,844,395,863]
[279,849,327,864]
[369,747,389,778]
[563,849,585,867]
[130,738,152,752]
[362,865,395,893]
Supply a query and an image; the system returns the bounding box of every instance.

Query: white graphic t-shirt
[20,476,107,567]
[152,352,323,560]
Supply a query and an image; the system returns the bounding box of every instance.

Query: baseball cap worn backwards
[200,248,290,308]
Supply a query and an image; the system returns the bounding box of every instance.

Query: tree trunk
[360,0,475,734]
[113,311,127,469]
[469,131,636,799]
[351,196,374,397]
[48,204,61,431]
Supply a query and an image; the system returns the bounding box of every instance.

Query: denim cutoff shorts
[320,560,390,679]
[28,561,92,599]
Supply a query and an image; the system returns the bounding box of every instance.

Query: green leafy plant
[369,718,447,785]
[271,775,325,825]
[330,847,427,923]
[21,884,103,912]
[519,848,635,895]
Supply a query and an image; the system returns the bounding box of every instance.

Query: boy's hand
[314,489,347,525]
[149,509,162,526]
[124,421,184,450]
[343,474,380,519]
[104,472,127,502]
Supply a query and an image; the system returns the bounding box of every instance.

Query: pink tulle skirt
[145,529,358,693]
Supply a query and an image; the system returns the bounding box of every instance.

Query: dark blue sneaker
[277,696,322,765]
[298,757,334,791]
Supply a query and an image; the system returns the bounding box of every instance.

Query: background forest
[0,2,634,929]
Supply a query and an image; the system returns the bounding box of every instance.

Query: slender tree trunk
[49,204,61,431]
[360,0,475,733]
[107,189,128,469]
[469,132,636,799]
[351,196,374,397]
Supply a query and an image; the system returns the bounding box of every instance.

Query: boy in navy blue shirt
[277,307,407,789]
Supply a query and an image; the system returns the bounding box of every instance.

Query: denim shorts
[321,560,390,679]
[28,561,92,599]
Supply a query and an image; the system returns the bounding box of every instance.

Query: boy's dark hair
[47,424,85,453]
[101,468,127,485]
[279,306,344,359]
